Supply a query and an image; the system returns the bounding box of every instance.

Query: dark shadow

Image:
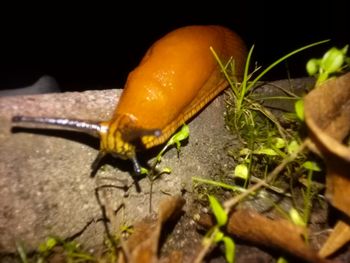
[93,184,146,257]
[158,210,186,256]
[94,186,118,255]
[65,219,95,242]
[90,153,135,177]
[93,154,147,193]
[11,127,154,184]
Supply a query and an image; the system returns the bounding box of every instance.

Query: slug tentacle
[131,156,142,175]
[91,151,106,176]
[12,115,101,137]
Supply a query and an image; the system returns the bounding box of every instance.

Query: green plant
[17,237,95,263]
[192,176,247,194]
[142,124,189,212]
[211,40,329,138]
[194,195,235,263]
[208,195,235,263]
[141,123,190,176]
[193,40,334,261]
[306,45,349,85]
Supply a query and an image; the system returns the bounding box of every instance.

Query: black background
[1,2,348,92]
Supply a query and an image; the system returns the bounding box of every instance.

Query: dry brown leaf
[304,72,350,159]
[117,196,185,263]
[304,72,350,216]
[197,209,334,263]
[226,209,333,263]
[319,219,350,258]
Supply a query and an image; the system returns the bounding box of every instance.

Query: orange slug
[12,25,247,174]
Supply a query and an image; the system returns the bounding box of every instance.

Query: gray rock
[0,88,233,253]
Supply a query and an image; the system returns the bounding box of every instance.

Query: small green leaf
[254,148,278,156]
[222,236,235,263]
[140,167,149,175]
[287,140,300,154]
[239,148,251,156]
[208,195,227,226]
[277,256,289,263]
[302,161,322,171]
[38,237,57,253]
[167,124,189,148]
[46,237,57,250]
[161,167,172,174]
[156,124,190,161]
[321,47,345,73]
[306,58,320,76]
[214,230,224,243]
[295,99,304,121]
[234,164,249,180]
[273,137,286,149]
[341,45,348,54]
[289,207,306,227]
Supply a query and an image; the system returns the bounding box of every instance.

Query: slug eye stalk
[12,116,102,137]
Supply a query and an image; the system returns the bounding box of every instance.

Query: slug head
[97,114,161,174]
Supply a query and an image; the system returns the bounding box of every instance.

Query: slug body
[98,26,246,161]
[12,25,247,174]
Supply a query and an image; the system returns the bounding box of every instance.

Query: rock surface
[0,88,234,253]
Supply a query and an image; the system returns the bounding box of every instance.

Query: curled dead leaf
[227,209,331,263]
[304,72,350,258]
[304,72,350,216]
[319,219,350,258]
[117,196,185,263]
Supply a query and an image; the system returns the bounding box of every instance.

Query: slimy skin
[99,25,247,163]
